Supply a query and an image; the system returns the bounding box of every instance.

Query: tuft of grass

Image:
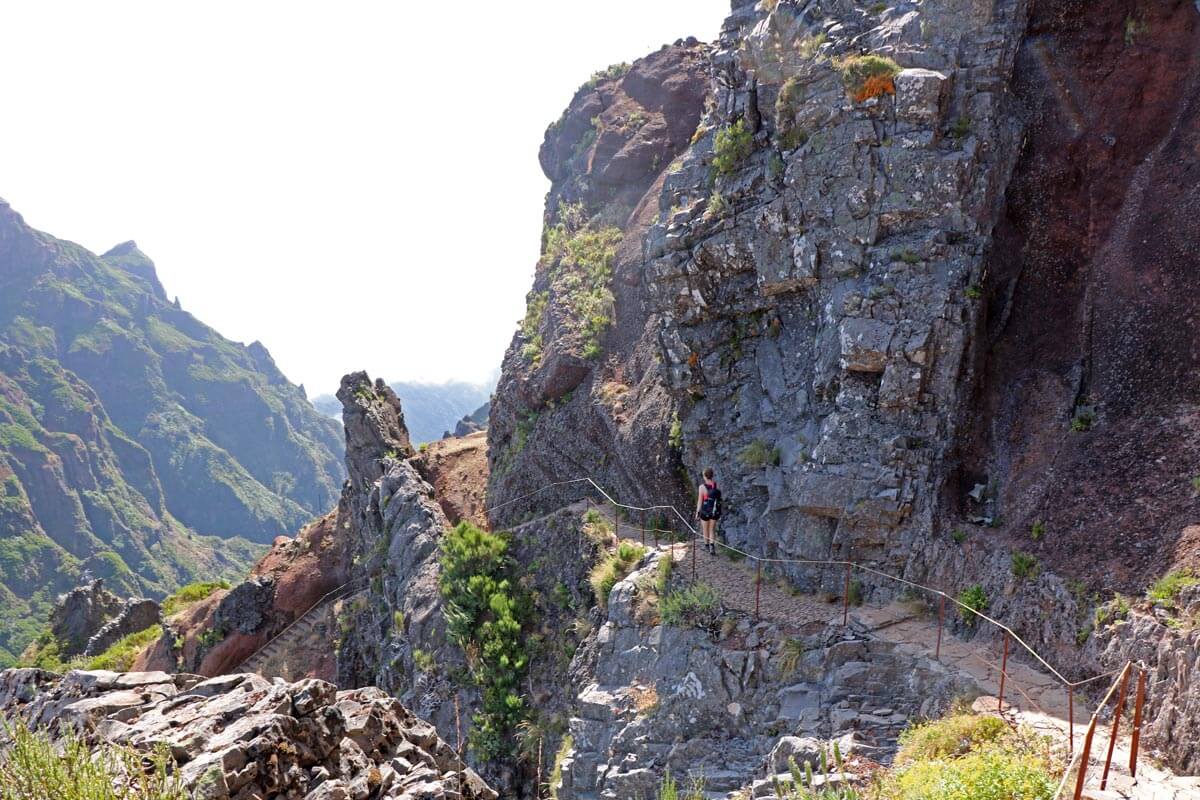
[547,734,573,800]
[659,582,720,628]
[86,625,162,672]
[778,639,807,678]
[738,439,781,468]
[160,581,229,616]
[0,719,187,800]
[1070,410,1095,432]
[589,541,646,608]
[1011,552,1039,580]
[1147,569,1198,607]
[965,284,983,299]
[951,528,968,545]
[950,115,972,139]
[412,648,435,673]
[1030,521,1045,541]
[706,192,730,217]
[1094,593,1131,628]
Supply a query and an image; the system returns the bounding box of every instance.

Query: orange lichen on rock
[854,74,896,103]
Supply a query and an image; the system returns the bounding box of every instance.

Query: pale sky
[0,1,729,395]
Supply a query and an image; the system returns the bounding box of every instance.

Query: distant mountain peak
[100,239,166,300]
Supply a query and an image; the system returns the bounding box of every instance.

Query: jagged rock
[0,669,496,800]
[84,598,161,657]
[49,580,124,657]
[213,576,276,636]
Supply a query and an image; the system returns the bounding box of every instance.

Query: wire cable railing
[487,476,1151,795]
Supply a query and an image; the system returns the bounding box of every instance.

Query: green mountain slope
[0,197,345,664]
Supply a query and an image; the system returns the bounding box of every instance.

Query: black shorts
[699,512,716,522]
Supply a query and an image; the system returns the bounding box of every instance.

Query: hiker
[694,467,721,553]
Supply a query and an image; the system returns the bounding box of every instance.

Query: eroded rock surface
[0,668,495,800]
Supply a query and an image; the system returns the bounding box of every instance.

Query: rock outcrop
[48,580,124,657]
[488,40,712,523]
[0,668,496,800]
[84,597,161,658]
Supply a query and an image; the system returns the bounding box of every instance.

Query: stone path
[633,526,1200,800]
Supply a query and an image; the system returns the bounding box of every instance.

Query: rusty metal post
[691,527,697,581]
[1069,685,1075,755]
[1130,667,1147,778]
[935,594,945,660]
[1100,663,1132,790]
[1073,714,1099,800]
[755,559,762,620]
[842,562,852,626]
[998,633,1010,713]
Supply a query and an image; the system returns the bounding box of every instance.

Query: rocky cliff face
[490,0,1200,779]
[0,197,346,663]
[488,40,711,523]
[0,668,496,800]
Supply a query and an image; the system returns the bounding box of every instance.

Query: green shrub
[412,648,435,673]
[957,585,988,626]
[1011,552,1038,580]
[583,62,630,90]
[86,625,162,672]
[965,284,983,299]
[951,529,968,545]
[950,115,972,139]
[738,439,781,468]
[1147,569,1198,607]
[1030,520,1045,541]
[0,719,186,800]
[438,522,532,760]
[886,748,1055,800]
[668,413,683,449]
[896,713,1007,764]
[712,119,754,177]
[1070,411,1095,432]
[659,582,720,628]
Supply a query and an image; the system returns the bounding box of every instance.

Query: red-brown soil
[960,0,1200,593]
[414,431,490,529]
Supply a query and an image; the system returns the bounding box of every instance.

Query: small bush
[659,582,720,628]
[957,585,988,625]
[584,62,630,90]
[1011,552,1039,580]
[738,439,781,468]
[951,528,968,545]
[0,719,186,800]
[712,119,754,177]
[896,713,1007,764]
[965,284,983,299]
[655,555,674,595]
[950,115,972,139]
[1030,520,1045,540]
[1147,569,1198,607]
[836,54,900,102]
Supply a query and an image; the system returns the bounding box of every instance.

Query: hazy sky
[0,1,729,394]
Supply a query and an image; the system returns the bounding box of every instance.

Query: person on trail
[694,467,721,554]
